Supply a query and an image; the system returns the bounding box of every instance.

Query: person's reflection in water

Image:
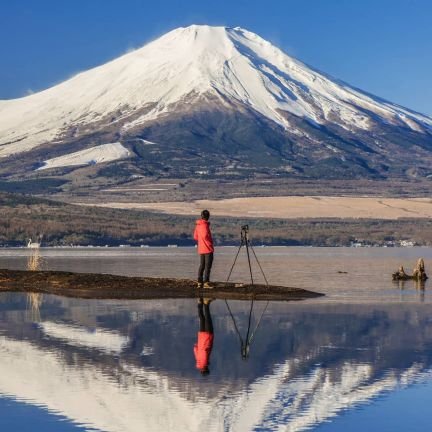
[194,298,214,375]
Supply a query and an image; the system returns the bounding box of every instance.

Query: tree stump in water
[392,258,428,281]
[412,258,427,281]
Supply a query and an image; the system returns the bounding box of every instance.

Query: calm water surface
[1,247,432,431]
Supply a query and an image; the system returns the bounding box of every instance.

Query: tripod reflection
[225,225,270,359]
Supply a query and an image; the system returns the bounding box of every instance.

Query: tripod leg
[250,244,269,287]
[225,241,243,284]
[245,238,255,286]
[244,296,255,350]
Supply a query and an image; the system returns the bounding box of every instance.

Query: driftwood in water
[392,258,428,281]
[0,268,323,301]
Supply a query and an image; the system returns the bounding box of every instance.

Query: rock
[392,259,428,281]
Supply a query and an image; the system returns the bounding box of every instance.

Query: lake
[0,246,432,431]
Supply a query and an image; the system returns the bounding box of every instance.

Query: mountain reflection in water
[1,294,432,431]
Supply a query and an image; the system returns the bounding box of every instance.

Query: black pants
[198,252,213,283]
[198,302,213,333]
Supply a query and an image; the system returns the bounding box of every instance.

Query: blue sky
[1,0,431,115]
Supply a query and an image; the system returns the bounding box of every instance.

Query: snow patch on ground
[37,142,130,170]
[137,138,157,145]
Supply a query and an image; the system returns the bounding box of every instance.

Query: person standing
[193,209,214,289]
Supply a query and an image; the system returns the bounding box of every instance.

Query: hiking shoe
[197,282,203,289]
[203,282,214,289]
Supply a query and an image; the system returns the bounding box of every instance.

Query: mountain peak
[0,24,431,182]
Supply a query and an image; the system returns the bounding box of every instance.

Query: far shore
[79,196,432,220]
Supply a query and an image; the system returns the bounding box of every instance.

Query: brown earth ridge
[0,268,323,301]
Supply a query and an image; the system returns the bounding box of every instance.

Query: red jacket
[194,331,214,370]
[193,219,214,254]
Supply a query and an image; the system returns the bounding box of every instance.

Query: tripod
[225,225,269,288]
[224,225,270,359]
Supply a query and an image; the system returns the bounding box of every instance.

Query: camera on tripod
[241,224,249,233]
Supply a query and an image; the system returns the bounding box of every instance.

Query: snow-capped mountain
[1,25,431,182]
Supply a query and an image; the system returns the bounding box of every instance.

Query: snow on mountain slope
[37,142,130,170]
[0,25,431,158]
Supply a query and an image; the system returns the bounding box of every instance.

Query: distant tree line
[1,192,432,247]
